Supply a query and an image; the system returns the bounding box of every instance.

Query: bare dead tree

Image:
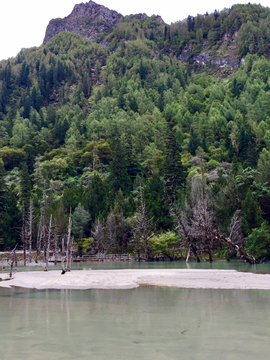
[228,210,244,244]
[68,237,74,271]
[216,210,256,264]
[61,236,67,274]
[92,219,106,259]
[60,210,73,275]
[171,173,257,263]
[21,206,27,266]
[53,232,59,265]
[132,186,153,261]
[105,212,117,255]
[66,212,72,272]
[119,213,129,254]
[40,190,49,267]
[191,197,215,262]
[36,210,43,263]
[191,173,257,264]
[26,198,34,264]
[8,244,18,278]
[44,214,52,271]
[170,200,201,263]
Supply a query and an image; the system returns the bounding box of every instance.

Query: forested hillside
[1,3,270,262]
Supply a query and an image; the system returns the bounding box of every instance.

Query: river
[0,261,270,360]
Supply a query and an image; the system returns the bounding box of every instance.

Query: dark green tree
[164,130,186,198]
[62,184,83,212]
[0,160,20,250]
[20,162,32,211]
[242,190,263,236]
[82,174,108,224]
[72,203,90,240]
[188,128,201,156]
[144,175,172,230]
[108,138,132,196]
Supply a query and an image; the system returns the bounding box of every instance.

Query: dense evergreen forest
[1,3,270,262]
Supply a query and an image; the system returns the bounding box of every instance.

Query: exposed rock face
[177,34,239,75]
[43,0,123,44]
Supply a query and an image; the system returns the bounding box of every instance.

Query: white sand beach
[1,269,270,290]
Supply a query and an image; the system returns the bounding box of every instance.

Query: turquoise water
[1,261,270,360]
[9,259,270,273]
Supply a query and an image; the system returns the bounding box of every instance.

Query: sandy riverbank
[1,269,270,290]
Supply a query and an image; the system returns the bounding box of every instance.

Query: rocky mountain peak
[43,0,123,44]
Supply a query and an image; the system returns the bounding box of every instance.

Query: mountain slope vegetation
[0,3,270,261]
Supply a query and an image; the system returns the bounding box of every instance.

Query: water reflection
[0,287,270,359]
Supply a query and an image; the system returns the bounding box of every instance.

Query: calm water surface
[1,261,270,360]
[11,259,270,273]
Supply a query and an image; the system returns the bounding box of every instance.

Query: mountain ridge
[43,1,123,44]
[43,1,165,46]
[42,1,258,76]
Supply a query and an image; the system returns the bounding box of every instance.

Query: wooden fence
[74,254,136,262]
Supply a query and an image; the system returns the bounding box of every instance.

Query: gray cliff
[43,1,123,44]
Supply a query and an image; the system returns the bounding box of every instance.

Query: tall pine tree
[163,130,186,199]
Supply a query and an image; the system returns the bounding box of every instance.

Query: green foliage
[72,204,90,240]
[76,237,94,255]
[148,231,179,259]
[0,147,26,171]
[164,131,187,197]
[1,4,270,259]
[62,184,83,212]
[0,159,20,250]
[242,190,263,236]
[82,173,108,224]
[245,221,270,259]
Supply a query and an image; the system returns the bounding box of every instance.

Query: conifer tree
[242,190,263,236]
[132,186,153,261]
[164,130,186,198]
[108,138,132,196]
[0,160,20,249]
[20,162,32,211]
[82,173,108,224]
[188,128,201,156]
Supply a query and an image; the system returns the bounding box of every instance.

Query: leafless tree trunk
[44,214,52,271]
[8,244,18,278]
[53,233,58,265]
[92,220,106,258]
[189,171,216,262]
[120,214,129,254]
[217,210,256,264]
[170,162,258,264]
[68,237,73,271]
[170,174,257,263]
[132,186,153,261]
[27,198,33,263]
[171,200,201,262]
[40,191,48,267]
[61,237,67,274]
[191,196,215,262]
[21,206,27,266]
[131,227,143,262]
[66,212,72,271]
[186,247,191,263]
[36,212,43,263]
[106,212,117,254]
[218,234,256,264]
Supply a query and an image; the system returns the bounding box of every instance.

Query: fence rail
[75,254,136,261]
